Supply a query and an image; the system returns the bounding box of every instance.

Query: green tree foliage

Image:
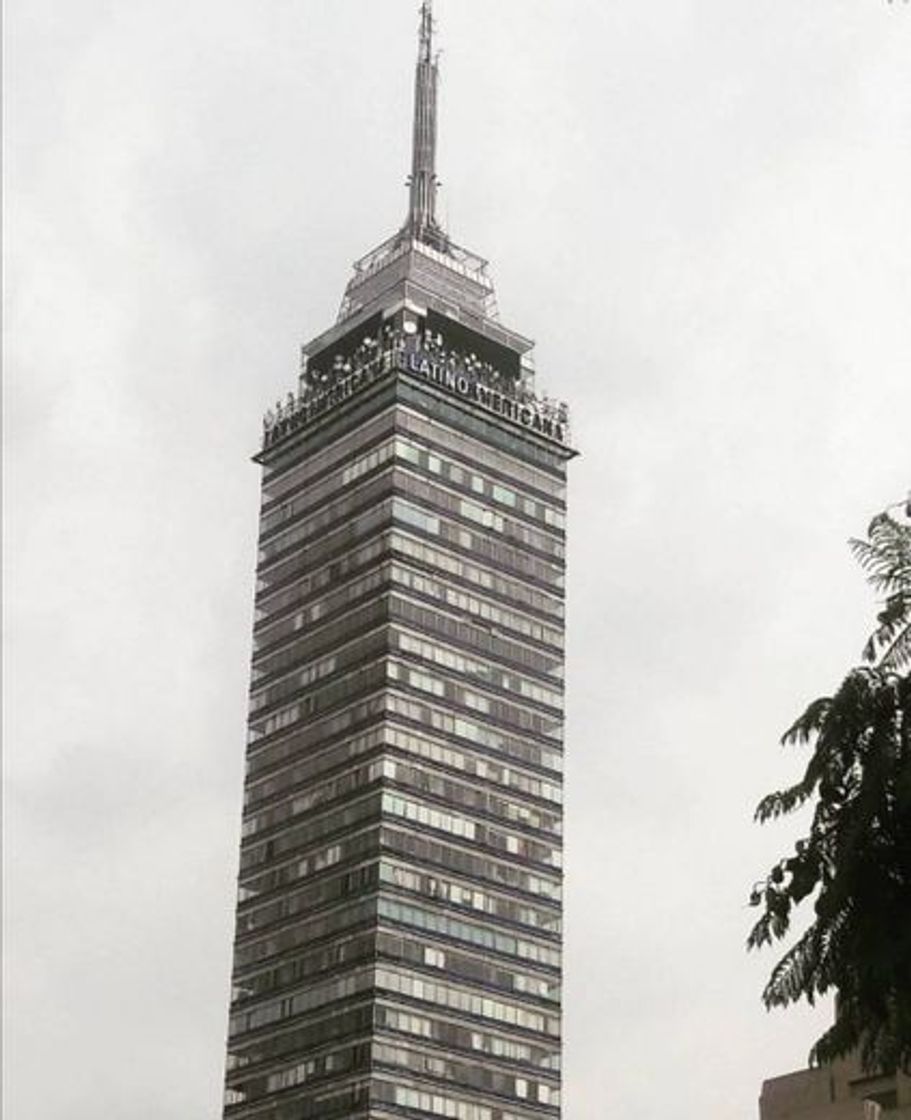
[748,508,911,1073]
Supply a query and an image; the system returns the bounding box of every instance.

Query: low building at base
[760,1055,911,1119]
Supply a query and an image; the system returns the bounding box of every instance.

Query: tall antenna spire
[407,1,445,248]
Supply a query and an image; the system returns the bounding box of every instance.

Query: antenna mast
[407,1,445,248]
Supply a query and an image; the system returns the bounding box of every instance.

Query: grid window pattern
[224,362,570,1120]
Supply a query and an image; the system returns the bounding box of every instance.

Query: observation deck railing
[261,327,570,453]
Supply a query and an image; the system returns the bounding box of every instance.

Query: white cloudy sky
[4,2,910,1117]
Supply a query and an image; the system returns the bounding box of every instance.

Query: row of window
[250,623,388,718]
[253,602,382,695]
[255,605,389,704]
[232,898,376,969]
[376,1004,560,1072]
[244,757,560,874]
[256,500,388,596]
[377,897,561,969]
[392,498,564,591]
[252,617,563,727]
[229,1041,373,1102]
[254,565,389,679]
[226,1004,373,1075]
[392,566,564,651]
[379,860,560,939]
[234,883,559,990]
[237,790,538,899]
[240,791,382,872]
[383,726,562,810]
[255,391,569,571]
[244,744,560,847]
[244,726,384,812]
[229,965,375,1038]
[244,720,561,821]
[382,791,475,841]
[394,630,563,711]
[243,756,367,840]
[233,876,559,1002]
[397,469,564,561]
[246,671,562,797]
[227,1076,372,1119]
[264,1041,364,1094]
[234,929,375,1004]
[387,692,562,775]
[245,691,385,780]
[248,659,386,743]
[236,907,558,1015]
[259,470,393,565]
[393,432,565,529]
[262,431,566,550]
[381,826,562,905]
[382,758,561,838]
[238,828,378,906]
[254,555,561,697]
[261,407,395,505]
[254,533,385,631]
[251,667,562,790]
[391,597,563,685]
[246,702,563,826]
[397,377,569,477]
[262,438,563,587]
[372,1042,559,1109]
[236,862,377,938]
[381,791,560,871]
[255,523,563,662]
[374,966,559,1036]
[260,435,396,537]
[375,928,560,1005]
[249,647,340,716]
[256,488,564,615]
[231,960,559,1047]
[387,660,563,744]
[385,1084,494,1120]
[396,406,565,503]
[238,808,562,921]
[227,1002,560,1104]
[392,531,564,618]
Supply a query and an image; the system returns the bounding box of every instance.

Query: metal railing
[261,328,570,452]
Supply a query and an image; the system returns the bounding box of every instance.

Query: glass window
[396,406,566,500]
[378,859,561,934]
[386,692,562,774]
[374,966,559,1036]
[377,896,561,968]
[261,407,396,503]
[393,498,440,536]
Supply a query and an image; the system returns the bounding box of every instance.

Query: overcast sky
[4,2,910,1118]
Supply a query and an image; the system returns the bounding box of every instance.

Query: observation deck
[261,325,571,457]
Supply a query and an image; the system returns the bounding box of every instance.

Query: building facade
[760,1055,911,1119]
[222,6,574,1119]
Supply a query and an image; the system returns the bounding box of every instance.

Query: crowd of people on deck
[263,325,568,434]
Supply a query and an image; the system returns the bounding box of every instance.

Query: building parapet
[261,328,571,454]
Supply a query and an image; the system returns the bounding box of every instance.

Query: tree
[748,506,911,1073]
[851,511,911,672]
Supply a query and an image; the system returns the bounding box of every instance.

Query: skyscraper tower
[222,6,574,1119]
